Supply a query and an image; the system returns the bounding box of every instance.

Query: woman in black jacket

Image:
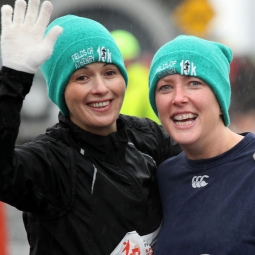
[0,0,180,254]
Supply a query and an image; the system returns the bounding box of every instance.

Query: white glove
[1,0,63,73]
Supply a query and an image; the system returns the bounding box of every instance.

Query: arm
[0,68,74,213]
[122,115,182,165]
[0,0,62,212]
[0,67,33,160]
[0,67,36,210]
[141,118,182,164]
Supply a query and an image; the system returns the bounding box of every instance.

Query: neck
[183,127,244,160]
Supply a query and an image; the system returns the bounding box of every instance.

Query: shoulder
[236,132,255,154]
[21,123,77,157]
[119,114,168,146]
[119,114,165,134]
[158,152,185,170]
[119,114,182,161]
[243,132,255,141]
[157,152,186,180]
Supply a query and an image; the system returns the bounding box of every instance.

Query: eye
[75,74,89,83]
[157,84,172,92]
[105,70,116,76]
[189,80,202,87]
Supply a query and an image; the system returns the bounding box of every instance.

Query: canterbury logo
[192,175,209,188]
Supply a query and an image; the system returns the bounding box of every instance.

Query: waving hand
[1,0,63,73]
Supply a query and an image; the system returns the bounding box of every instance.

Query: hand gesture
[1,0,63,73]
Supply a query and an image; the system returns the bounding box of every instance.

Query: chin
[95,115,117,126]
[173,133,199,146]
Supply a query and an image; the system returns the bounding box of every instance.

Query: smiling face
[64,62,126,136]
[155,74,224,152]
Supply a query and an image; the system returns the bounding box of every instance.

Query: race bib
[110,225,161,255]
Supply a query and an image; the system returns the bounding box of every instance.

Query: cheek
[155,94,169,116]
[64,84,81,108]
[201,94,221,114]
[64,88,71,102]
[115,81,126,101]
[64,87,73,105]
[120,84,126,97]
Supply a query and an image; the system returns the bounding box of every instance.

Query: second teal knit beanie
[149,35,233,126]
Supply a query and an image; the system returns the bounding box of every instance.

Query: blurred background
[0,0,255,254]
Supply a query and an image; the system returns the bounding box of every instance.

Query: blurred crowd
[229,56,255,133]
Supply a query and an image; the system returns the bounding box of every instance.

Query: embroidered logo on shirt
[192,175,209,188]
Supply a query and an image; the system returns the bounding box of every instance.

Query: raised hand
[1,0,63,73]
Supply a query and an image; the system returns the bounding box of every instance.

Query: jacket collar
[52,113,128,161]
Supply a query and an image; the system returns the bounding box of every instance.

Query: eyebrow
[79,63,113,70]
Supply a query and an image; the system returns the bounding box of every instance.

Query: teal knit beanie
[149,35,233,126]
[41,15,128,116]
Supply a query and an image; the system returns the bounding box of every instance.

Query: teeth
[175,120,194,126]
[89,101,110,108]
[173,113,197,126]
[173,113,197,120]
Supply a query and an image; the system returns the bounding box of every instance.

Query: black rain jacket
[0,67,181,255]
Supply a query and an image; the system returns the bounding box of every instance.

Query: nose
[172,85,188,105]
[91,76,109,95]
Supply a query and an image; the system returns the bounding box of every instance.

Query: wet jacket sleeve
[122,115,182,165]
[0,67,73,214]
[0,67,33,141]
[141,117,182,164]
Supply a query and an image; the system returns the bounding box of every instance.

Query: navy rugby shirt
[155,132,255,255]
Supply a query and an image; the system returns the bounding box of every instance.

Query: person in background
[229,56,255,132]
[148,35,255,254]
[0,0,181,254]
[111,29,160,123]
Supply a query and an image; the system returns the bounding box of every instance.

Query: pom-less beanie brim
[149,35,233,126]
[41,15,128,116]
